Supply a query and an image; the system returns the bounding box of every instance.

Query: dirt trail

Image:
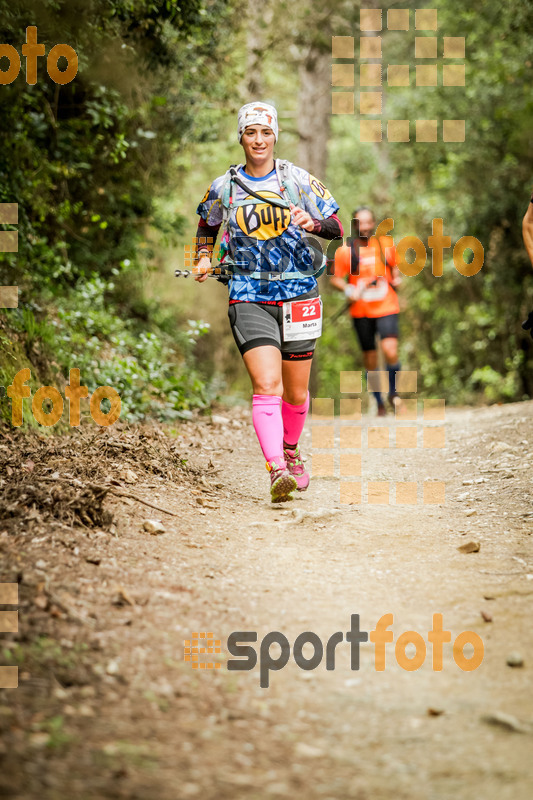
[1,401,533,799]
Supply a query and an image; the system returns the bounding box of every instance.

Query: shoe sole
[271,474,298,503]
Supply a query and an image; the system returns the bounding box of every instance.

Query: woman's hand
[193,255,211,282]
[289,203,315,232]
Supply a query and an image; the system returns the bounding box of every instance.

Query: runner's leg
[364,350,385,414]
[378,314,401,404]
[281,359,312,445]
[243,345,284,463]
[353,318,384,412]
[243,345,297,500]
[381,337,400,395]
[281,359,313,491]
[363,349,378,370]
[229,303,297,500]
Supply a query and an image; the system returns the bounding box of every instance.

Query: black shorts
[228,287,319,361]
[352,314,399,352]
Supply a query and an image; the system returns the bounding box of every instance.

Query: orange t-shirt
[333,235,399,318]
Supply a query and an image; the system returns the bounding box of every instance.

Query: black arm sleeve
[195,219,221,261]
[312,213,344,240]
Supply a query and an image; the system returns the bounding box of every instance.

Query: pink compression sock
[252,394,285,465]
[282,392,310,448]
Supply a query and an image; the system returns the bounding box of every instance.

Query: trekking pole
[174,265,230,279]
[328,300,352,324]
[175,253,327,283]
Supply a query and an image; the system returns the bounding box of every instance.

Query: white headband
[237,102,278,142]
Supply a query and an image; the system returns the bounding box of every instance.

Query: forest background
[1,0,532,426]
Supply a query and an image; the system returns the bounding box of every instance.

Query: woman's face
[241,124,275,166]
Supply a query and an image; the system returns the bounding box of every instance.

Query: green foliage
[324,0,533,404]
[379,0,533,402]
[0,0,240,419]
[0,314,50,427]
[1,0,531,411]
[5,275,211,422]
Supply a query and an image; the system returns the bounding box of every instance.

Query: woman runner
[194,101,342,502]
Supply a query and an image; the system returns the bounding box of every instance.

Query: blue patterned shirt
[196,163,339,302]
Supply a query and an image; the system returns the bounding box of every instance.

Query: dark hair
[352,206,375,219]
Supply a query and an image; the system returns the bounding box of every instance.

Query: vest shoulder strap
[275,159,302,207]
[221,164,243,229]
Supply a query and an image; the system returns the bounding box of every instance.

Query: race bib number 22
[282,297,322,341]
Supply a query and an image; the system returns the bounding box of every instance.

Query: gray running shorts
[228,287,320,361]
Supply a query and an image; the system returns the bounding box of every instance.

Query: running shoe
[388,393,403,413]
[267,460,297,503]
[283,445,310,492]
[377,402,387,417]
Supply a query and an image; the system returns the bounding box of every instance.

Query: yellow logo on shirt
[235,191,291,240]
[309,175,331,200]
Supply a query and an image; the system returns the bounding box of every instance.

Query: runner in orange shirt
[523,190,533,266]
[331,207,403,415]
[522,191,533,338]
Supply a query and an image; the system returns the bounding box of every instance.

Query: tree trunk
[295,42,332,398]
[296,46,331,179]
[245,0,273,98]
